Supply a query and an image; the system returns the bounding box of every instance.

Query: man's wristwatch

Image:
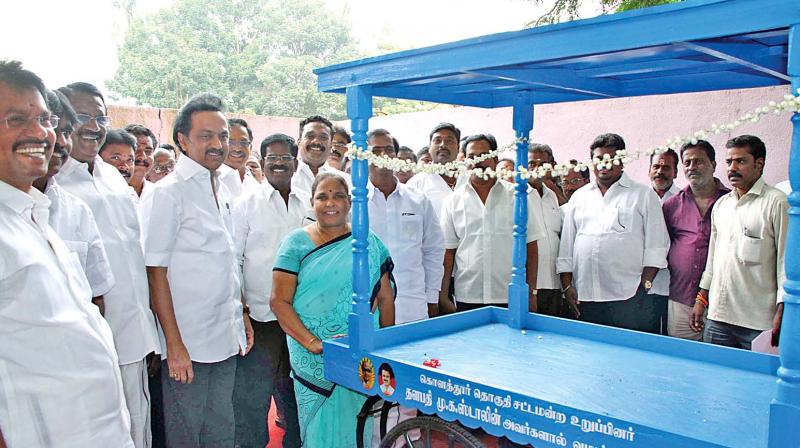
[643,280,653,291]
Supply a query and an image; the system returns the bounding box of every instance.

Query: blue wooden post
[508,94,533,329]
[769,24,800,448]
[346,85,373,352]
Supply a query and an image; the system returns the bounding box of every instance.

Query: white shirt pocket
[737,236,764,265]
[63,240,89,271]
[399,214,423,243]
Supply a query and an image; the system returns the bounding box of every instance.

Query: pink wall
[348,85,793,188]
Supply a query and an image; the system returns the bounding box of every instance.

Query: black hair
[299,115,334,138]
[260,133,298,159]
[498,157,515,165]
[367,128,392,140]
[379,363,394,378]
[64,81,106,107]
[429,122,461,143]
[392,137,400,151]
[172,93,225,152]
[417,146,430,158]
[228,118,253,142]
[398,146,417,162]
[569,158,590,181]
[311,172,349,197]
[332,125,351,143]
[101,129,137,154]
[680,139,716,162]
[650,148,679,170]
[0,60,47,101]
[590,133,626,158]
[462,133,498,155]
[528,143,555,163]
[159,143,175,151]
[48,90,78,126]
[124,123,157,148]
[726,134,766,161]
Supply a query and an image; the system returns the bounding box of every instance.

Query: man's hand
[528,291,538,313]
[690,302,706,333]
[166,341,193,384]
[564,288,580,318]
[771,303,784,347]
[438,291,456,315]
[242,312,254,355]
[427,303,440,318]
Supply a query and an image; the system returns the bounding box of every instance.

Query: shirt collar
[0,180,49,215]
[175,154,216,181]
[588,171,631,191]
[743,176,767,197]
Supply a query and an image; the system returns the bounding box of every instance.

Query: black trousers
[579,286,662,334]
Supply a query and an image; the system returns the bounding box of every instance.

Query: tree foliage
[526,0,683,27]
[109,0,360,119]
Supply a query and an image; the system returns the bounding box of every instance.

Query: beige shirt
[699,177,788,330]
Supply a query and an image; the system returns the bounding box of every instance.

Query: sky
[0,0,601,99]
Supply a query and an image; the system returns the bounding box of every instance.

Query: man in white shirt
[441,134,545,311]
[124,123,157,198]
[144,93,253,447]
[99,129,137,186]
[291,115,350,195]
[367,128,445,322]
[527,144,566,317]
[0,59,133,448]
[55,81,160,448]
[649,148,681,334]
[407,122,467,217]
[233,133,304,448]
[692,135,788,349]
[558,133,669,333]
[32,89,114,314]
[220,118,260,201]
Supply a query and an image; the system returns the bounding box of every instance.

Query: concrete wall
[108,85,793,188]
[350,85,793,188]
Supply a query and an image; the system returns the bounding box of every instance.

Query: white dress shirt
[220,164,261,202]
[144,155,246,363]
[557,172,669,302]
[234,181,310,323]
[528,186,562,290]
[56,156,160,365]
[406,172,467,220]
[442,180,545,304]
[368,181,445,323]
[700,177,788,330]
[45,177,115,298]
[0,181,133,448]
[291,159,351,196]
[651,182,680,296]
[775,180,791,195]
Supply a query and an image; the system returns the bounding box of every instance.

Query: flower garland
[345,90,800,181]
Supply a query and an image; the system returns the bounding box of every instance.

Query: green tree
[526,0,683,27]
[109,0,360,118]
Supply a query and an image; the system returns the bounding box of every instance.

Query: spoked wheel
[378,416,485,448]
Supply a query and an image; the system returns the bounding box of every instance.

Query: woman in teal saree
[271,173,395,447]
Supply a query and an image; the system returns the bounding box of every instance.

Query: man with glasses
[33,90,114,316]
[220,118,260,200]
[149,146,176,183]
[560,159,590,202]
[232,133,306,448]
[55,82,159,448]
[291,115,350,196]
[0,59,134,447]
[124,123,157,198]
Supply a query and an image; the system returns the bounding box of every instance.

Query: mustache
[306,144,325,151]
[728,172,742,178]
[13,138,50,151]
[135,160,150,167]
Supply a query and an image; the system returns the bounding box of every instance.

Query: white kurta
[143,155,246,363]
[406,172,467,221]
[528,186,562,290]
[56,156,159,365]
[0,181,133,448]
[368,182,445,323]
[45,177,115,298]
[234,182,310,323]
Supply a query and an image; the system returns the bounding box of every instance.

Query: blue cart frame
[314,1,800,446]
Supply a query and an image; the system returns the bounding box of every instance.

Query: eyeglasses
[152,163,175,174]
[1,113,59,130]
[228,139,251,148]
[264,154,295,162]
[57,125,74,139]
[75,114,110,127]
[560,178,587,186]
[332,141,348,148]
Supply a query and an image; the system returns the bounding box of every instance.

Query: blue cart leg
[769,24,800,448]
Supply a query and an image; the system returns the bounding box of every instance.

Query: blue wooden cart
[314,0,800,446]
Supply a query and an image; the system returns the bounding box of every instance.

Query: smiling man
[99,129,137,185]
[558,133,669,333]
[232,133,306,448]
[694,135,788,349]
[144,93,253,447]
[219,118,260,201]
[291,115,350,196]
[55,82,159,448]
[0,60,134,448]
[124,123,157,198]
[407,123,467,218]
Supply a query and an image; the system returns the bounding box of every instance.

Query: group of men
[0,57,789,448]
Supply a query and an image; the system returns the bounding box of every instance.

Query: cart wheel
[378,416,485,448]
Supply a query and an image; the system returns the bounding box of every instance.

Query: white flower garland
[345,90,800,180]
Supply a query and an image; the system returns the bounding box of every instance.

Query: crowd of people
[0,57,790,448]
